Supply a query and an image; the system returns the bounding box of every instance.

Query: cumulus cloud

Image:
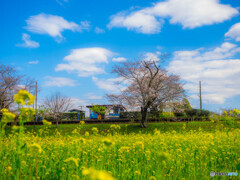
[225,22,240,42]
[25,13,89,41]
[108,0,238,33]
[16,33,39,48]
[108,11,163,34]
[112,57,127,62]
[144,52,160,61]
[85,93,103,100]
[92,76,127,93]
[44,76,77,87]
[55,47,113,77]
[95,27,105,34]
[28,60,39,64]
[71,98,88,107]
[168,42,240,104]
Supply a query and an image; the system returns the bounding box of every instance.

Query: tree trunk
[140,107,148,128]
[56,120,58,128]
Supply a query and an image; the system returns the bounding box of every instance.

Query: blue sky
[1,0,240,113]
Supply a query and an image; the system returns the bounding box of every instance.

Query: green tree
[36,105,51,121]
[90,105,108,120]
[182,98,192,110]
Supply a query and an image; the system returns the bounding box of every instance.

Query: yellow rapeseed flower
[233,109,240,115]
[12,125,19,130]
[80,121,85,125]
[14,90,35,106]
[85,131,90,137]
[1,108,8,113]
[118,146,130,153]
[92,127,98,135]
[20,107,36,116]
[42,119,52,126]
[149,176,156,180]
[134,171,141,175]
[29,143,43,153]
[82,168,115,180]
[223,111,228,116]
[79,137,86,143]
[157,152,170,161]
[64,157,79,167]
[1,108,16,122]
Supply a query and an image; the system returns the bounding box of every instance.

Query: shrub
[63,112,78,120]
[185,109,210,117]
[159,112,175,119]
[185,109,198,117]
[198,109,210,117]
[174,112,185,117]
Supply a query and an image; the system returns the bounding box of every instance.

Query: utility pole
[199,81,202,110]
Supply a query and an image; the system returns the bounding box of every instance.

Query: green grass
[5,121,240,136]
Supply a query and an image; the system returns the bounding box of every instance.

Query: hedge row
[120,109,210,119]
[185,109,210,117]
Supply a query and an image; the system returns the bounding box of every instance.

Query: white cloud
[225,22,240,42]
[108,11,162,34]
[144,52,160,61]
[108,0,238,33]
[16,33,39,48]
[55,47,113,77]
[71,98,88,107]
[168,42,240,104]
[25,13,88,41]
[85,93,103,100]
[71,97,89,114]
[92,76,126,93]
[112,57,127,62]
[28,60,39,64]
[95,27,105,34]
[146,0,238,29]
[56,0,69,6]
[44,76,77,87]
[80,21,91,30]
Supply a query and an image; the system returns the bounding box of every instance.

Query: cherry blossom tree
[107,57,185,128]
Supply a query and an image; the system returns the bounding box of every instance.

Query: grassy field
[1,121,240,179]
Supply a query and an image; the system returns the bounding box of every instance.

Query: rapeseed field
[0,122,239,179]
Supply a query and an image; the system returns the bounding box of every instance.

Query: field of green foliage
[0,121,240,180]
